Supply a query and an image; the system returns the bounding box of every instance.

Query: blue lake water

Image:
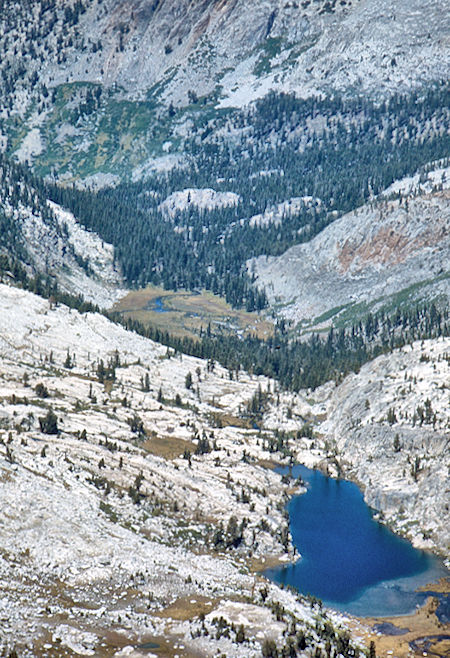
[266,464,449,617]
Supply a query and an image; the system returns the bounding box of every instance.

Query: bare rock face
[251,189,450,327]
[159,187,241,218]
[0,181,125,308]
[319,337,450,557]
[63,0,450,102]
[2,0,449,111]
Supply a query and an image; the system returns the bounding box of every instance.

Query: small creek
[148,296,169,313]
[267,464,449,617]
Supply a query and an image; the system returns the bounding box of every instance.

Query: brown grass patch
[356,594,449,658]
[417,576,450,594]
[0,469,13,483]
[257,458,279,470]
[248,554,289,573]
[155,595,217,621]
[432,637,450,656]
[209,412,253,429]
[103,380,114,394]
[135,635,201,658]
[142,435,196,460]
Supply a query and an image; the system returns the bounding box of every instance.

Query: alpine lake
[266,465,449,619]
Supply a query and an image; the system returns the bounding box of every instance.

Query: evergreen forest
[47,84,449,309]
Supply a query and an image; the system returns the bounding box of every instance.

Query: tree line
[2,250,447,392]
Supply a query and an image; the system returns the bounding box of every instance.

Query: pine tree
[185,371,193,389]
[39,409,58,435]
[64,350,72,369]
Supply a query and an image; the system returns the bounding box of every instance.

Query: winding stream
[148,296,169,313]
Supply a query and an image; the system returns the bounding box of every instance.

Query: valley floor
[0,284,448,656]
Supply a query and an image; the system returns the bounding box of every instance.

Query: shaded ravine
[267,464,449,617]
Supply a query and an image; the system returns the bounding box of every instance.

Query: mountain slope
[1,2,448,321]
[251,183,450,331]
[0,282,363,657]
[3,0,449,105]
[0,154,125,306]
[318,337,450,557]
[1,280,448,655]
[1,0,449,181]
[0,3,448,654]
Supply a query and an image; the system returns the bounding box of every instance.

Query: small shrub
[35,382,49,398]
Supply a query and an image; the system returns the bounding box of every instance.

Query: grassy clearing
[18,83,164,178]
[114,285,274,341]
[296,271,450,336]
[155,595,217,621]
[142,435,196,460]
[305,302,353,329]
[332,273,450,329]
[9,76,229,180]
[208,411,253,429]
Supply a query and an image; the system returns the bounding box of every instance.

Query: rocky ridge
[251,179,450,331]
[0,154,126,307]
[1,0,449,180]
[318,338,450,559]
[3,198,125,307]
[3,0,449,108]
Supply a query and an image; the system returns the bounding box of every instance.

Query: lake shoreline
[267,463,449,620]
[355,593,450,658]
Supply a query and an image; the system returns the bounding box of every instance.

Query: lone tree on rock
[185,371,193,389]
[39,409,59,435]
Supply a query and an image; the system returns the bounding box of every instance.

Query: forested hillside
[119,302,449,391]
[48,85,449,308]
[0,2,449,656]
